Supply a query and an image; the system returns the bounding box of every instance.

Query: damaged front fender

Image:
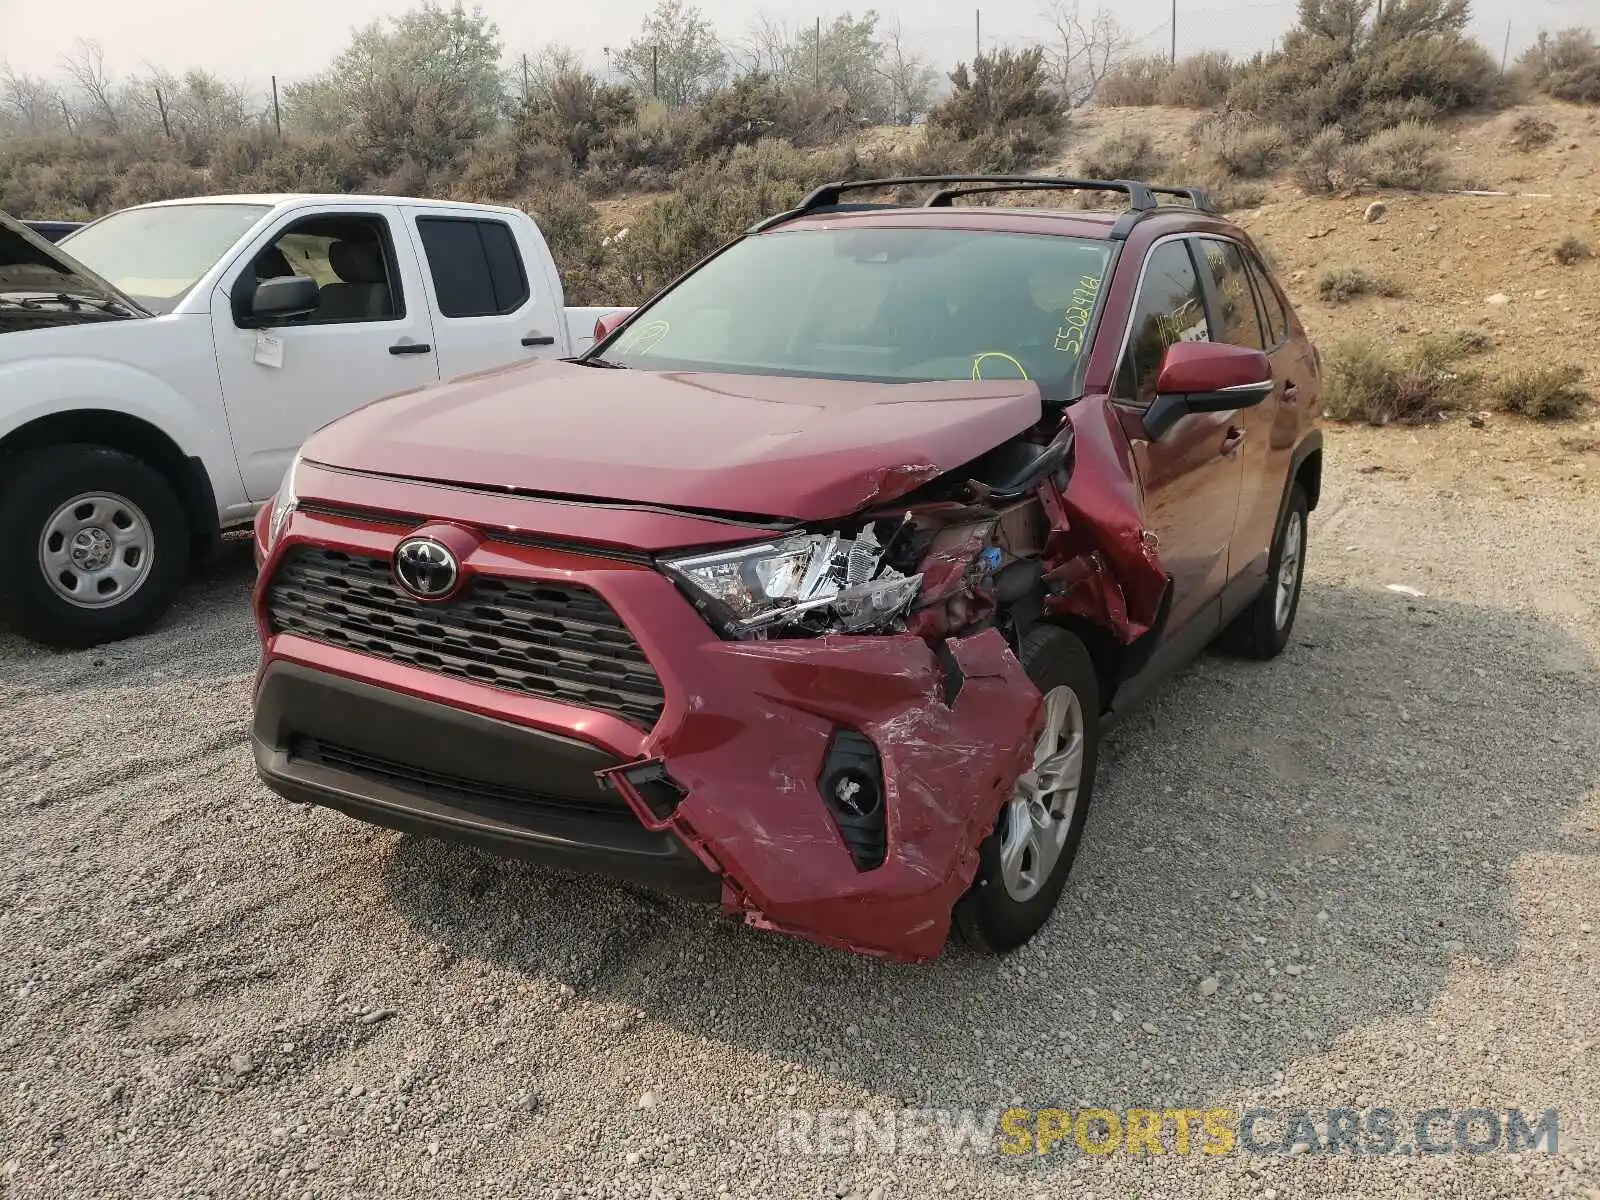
[600,628,1041,962]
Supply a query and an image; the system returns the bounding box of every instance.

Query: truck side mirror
[249,275,321,326]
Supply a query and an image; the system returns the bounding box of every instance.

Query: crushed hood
[303,359,1045,522]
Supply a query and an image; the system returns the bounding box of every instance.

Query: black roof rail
[751,174,1220,237]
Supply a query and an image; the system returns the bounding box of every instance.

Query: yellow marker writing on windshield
[972,352,1029,381]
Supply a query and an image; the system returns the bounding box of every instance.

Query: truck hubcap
[998,684,1085,903]
[39,492,154,609]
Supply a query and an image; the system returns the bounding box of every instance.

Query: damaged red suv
[251,175,1322,962]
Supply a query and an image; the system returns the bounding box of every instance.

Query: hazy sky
[2,0,1593,91]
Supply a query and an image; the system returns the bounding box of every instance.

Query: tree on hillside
[286,2,505,171]
[614,0,726,106]
[0,64,71,136]
[1042,0,1129,107]
[878,17,941,124]
[59,39,121,134]
[738,11,912,123]
[125,68,256,143]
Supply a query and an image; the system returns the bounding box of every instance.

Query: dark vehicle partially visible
[23,220,86,244]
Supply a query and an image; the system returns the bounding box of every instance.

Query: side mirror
[249,275,321,326]
[1144,341,1274,440]
[592,307,635,342]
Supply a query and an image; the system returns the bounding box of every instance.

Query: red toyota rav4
[251,175,1321,962]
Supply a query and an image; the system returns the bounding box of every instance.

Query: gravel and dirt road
[2,422,1597,1199]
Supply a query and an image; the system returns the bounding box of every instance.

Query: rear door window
[1113,239,1209,407]
[415,217,530,318]
[1241,247,1289,346]
[1199,238,1269,352]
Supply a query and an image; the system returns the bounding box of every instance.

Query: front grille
[266,548,665,728]
[288,736,635,823]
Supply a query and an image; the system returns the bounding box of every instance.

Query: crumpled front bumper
[601,629,1042,962]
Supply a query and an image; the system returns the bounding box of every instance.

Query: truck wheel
[1222,482,1309,660]
[953,624,1101,954]
[0,445,190,649]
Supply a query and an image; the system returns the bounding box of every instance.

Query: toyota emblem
[393,537,459,600]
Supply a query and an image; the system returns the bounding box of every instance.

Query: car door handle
[1283,381,1300,402]
[389,341,432,355]
[521,334,556,347]
[1221,427,1246,456]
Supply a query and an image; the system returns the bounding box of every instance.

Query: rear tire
[1222,482,1308,660]
[954,624,1100,954]
[0,445,190,649]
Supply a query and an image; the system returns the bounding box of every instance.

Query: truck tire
[953,624,1101,953]
[0,445,191,649]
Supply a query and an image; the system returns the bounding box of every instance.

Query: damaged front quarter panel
[603,396,1168,962]
[600,629,1041,962]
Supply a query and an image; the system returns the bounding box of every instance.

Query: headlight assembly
[264,454,302,554]
[663,527,921,637]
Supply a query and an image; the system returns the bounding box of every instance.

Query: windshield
[61,203,270,314]
[600,226,1113,401]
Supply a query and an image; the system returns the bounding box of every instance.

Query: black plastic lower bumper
[251,662,720,899]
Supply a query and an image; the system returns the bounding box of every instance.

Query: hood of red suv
[303,359,1045,522]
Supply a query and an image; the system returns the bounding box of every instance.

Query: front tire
[954,624,1101,953]
[0,445,190,649]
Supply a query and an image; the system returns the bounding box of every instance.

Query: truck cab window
[244,216,402,326]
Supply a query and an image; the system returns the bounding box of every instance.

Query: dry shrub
[1321,331,1485,425]
[1155,51,1237,108]
[1295,122,1452,194]
[1506,113,1558,151]
[1095,55,1171,107]
[1316,265,1403,303]
[1552,233,1593,265]
[1341,121,1453,190]
[1193,111,1287,179]
[1200,175,1268,212]
[1079,130,1167,181]
[1515,28,1600,104]
[1292,127,1353,194]
[1492,365,1591,419]
[1225,2,1499,140]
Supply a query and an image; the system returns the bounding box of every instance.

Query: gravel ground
[2,425,1597,1200]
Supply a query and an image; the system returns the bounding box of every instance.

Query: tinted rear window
[415,216,530,318]
[602,226,1115,402]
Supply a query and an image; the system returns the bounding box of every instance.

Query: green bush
[1492,365,1591,419]
[929,47,1063,155]
[1225,0,1500,139]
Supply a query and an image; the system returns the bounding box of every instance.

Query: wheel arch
[0,411,221,559]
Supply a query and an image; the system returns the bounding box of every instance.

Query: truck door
[210,208,439,501]
[401,208,567,381]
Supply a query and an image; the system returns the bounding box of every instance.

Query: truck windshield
[599,225,1114,401]
[61,203,271,315]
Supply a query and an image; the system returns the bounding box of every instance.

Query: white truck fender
[0,327,247,522]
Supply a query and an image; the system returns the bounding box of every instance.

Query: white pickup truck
[0,195,622,648]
